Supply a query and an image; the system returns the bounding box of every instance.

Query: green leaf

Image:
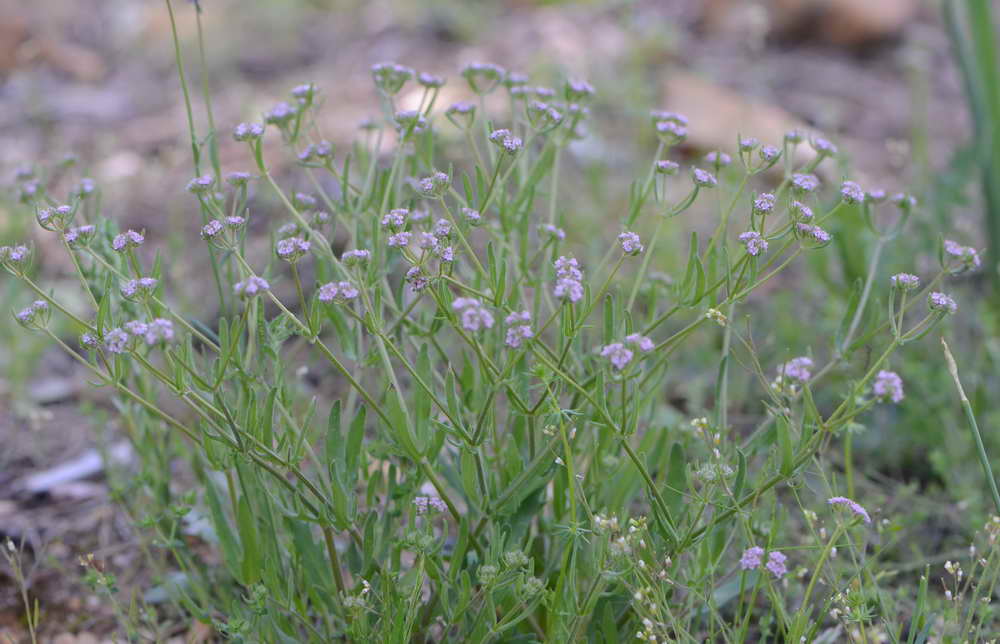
[776,415,794,476]
[664,442,687,518]
[347,406,365,474]
[237,496,261,584]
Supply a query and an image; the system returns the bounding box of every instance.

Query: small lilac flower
[739,137,759,152]
[526,101,563,130]
[811,137,838,157]
[554,277,584,303]
[393,110,427,136]
[276,237,311,262]
[293,193,317,210]
[555,256,583,281]
[872,370,904,404]
[461,62,505,95]
[342,249,370,266]
[80,332,98,349]
[625,333,654,352]
[928,291,957,314]
[275,222,298,237]
[765,552,787,579]
[890,273,919,290]
[112,230,144,252]
[104,328,130,354]
[433,218,452,238]
[387,232,412,248]
[655,160,680,175]
[417,172,450,198]
[504,71,529,88]
[201,220,224,240]
[759,145,781,164]
[445,101,476,129]
[601,342,634,371]
[125,320,149,337]
[565,78,596,102]
[504,311,534,348]
[5,245,30,265]
[542,224,566,240]
[651,110,688,126]
[64,225,96,248]
[226,172,252,187]
[417,232,438,249]
[405,266,429,292]
[791,173,820,194]
[318,281,359,302]
[291,82,318,101]
[777,356,813,383]
[692,168,717,188]
[264,101,297,126]
[753,193,776,215]
[186,175,214,194]
[827,496,872,524]
[371,62,414,96]
[413,495,448,514]
[656,120,687,143]
[785,129,805,144]
[435,245,455,262]
[705,151,731,167]
[225,216,246,229]
[15,300,48,326]
[618,231,644,255]
[417,72,444,89]
[144,319,175,345]
[841,180,865,204]
[381,208,408,229]
[739,231,768,257]
[234,276,270,298]
[866,189,887,203]
[233,122,265,142]
[797,223,831,244]
[893,193,917,211]
[452,298,494,332]
[943,239,981,271]
[790,201,813,220]
[740,546,764,571]
[462,207,482,226]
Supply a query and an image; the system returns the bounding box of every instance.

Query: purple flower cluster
[705,151,731,167]
[740,547,787,579]
[890,273,919,290]
[342,249,371,267]
[601,334,654,370]
[112,230,144,252]
[827,496,872,524]
[692,168,717,188]
[790,201,813,220]
[655,160,680,175]
[452,298,495,333]
[873,370,904,403]
[738,231,768,257]
[504,311,534,348]
[64,225,96,248]
[791,173,820,194]
[413,495,447,514]
[541,224,565,240]
[928,291,957,314]
[796,223,832,244]
[777,356,813,383]
[372,62,414,96]
[943,239,981,271]
[15,300,48,326]
[489,129,523,154]
[387,232,412,248]
[233,122,265,142]
[234,276,270,298]
[753,193,776,215]
[618,231,644,255]
[841,180,865,204]
[120,277,158,300]
[381,208,408,229]
[553,256,584,303]
[318,281,359,303]
[276,237,311,262]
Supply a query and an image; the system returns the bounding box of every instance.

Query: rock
[661,71,805,156]
[702,0,917,47]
